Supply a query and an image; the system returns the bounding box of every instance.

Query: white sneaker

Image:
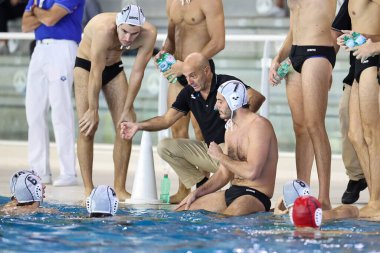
[53,175,78,187]
[40,175,52,184]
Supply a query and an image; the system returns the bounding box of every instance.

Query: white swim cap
[217,80,248,112]
[116,4,146,27]
[86,185,119,216]
[283,179,310,209]
[10,169,38,196]
[13,173,43,203]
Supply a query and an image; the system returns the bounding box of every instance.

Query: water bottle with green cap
[160,173,171,204]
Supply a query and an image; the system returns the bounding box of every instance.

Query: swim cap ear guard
[86,185,119,216]
[116,4,146,27]
[229,83,244,111]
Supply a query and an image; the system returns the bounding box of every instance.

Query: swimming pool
[1,196,379,252]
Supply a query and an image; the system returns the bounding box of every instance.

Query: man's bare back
[288,0,336,45]
[77,13,156,66]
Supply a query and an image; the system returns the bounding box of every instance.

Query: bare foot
[170,188,191,204]
[323,204,359,221]
[359,201,380,218]
[116,190,131,202]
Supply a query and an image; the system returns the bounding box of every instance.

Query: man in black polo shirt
[120,52,265,203]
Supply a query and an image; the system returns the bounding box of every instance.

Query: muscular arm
[218,119,273,180]
[161,0,175,54]
[88,32,109,110]
[22,3,68,32]
[123,27,157,114]
[247,88,265,113]
[137,108,185,131]
[199,0,225,58]
[193,161,233,199]
[32,4,69,26]
[22,11,41,32]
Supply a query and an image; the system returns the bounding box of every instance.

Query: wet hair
[16,201,35,206]
[90,213,113,218]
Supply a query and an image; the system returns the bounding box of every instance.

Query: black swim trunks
[343,52,355,88]
[289,45,336,73]
[177,59,216,86]
[225,185,271,211]
[354,55,380,83]
[74,57,124,86]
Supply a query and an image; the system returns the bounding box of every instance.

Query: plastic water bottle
[156,53,177,83]
[276,58,292,80]
[344,32,366,48]
[160,174,171,204]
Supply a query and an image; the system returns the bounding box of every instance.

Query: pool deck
[0,140,369,208]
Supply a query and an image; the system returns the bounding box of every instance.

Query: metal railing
[0,32,286,120]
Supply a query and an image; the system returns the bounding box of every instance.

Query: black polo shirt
[172,73,250,145]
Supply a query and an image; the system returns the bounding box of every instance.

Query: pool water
[1,196,379,252]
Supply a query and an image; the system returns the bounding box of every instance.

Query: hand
[269,60,281,86]
[153,50,166,68]
[120,121,139,140]
[167,60,183,77]
[352,38,375,62]
[79,109,99,136]
[174,191,197,211]
[336,30,353,51]
[207,141,223,161]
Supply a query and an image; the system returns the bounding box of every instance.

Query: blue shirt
[25,0,84,43]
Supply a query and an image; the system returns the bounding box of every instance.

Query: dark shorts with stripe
[289,45,336,73]
[74,57,123,86]
[225,185,271,211]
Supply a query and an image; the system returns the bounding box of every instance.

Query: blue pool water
[1,196,380,252]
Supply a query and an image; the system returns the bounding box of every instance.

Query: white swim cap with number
[116,4,146,27]
[14,173,43,203]
[283,179,310,209]
[10,169,38,196]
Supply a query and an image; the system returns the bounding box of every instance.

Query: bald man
[120,52,265,203]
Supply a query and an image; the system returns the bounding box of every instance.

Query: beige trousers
[157,138,221,188]
[339,84,364,180]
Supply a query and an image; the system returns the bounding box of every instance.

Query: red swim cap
[290,195,322,228]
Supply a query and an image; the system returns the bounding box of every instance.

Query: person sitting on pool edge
[1,171,56,215]
[86,185,119,218]
[175,80,278,216]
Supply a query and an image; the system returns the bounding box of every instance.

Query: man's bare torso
[227,115,278,197]
[76,13,151,66]
[288,0,336,45]
[168,0,211,60]
[349,0,380,40]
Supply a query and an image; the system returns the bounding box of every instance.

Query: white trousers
[25,39,77,177]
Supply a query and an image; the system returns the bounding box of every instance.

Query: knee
[305,120,324,136]
[348,128,362,147]
[78,131,95,141]
[157,138,174,158]
[292,121,307,137]
[362,127,376,146]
